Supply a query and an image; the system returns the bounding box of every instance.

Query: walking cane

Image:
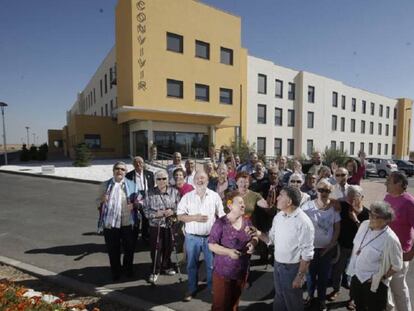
[151,220,162,284]
[169,222,183,283]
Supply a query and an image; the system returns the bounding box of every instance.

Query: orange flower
[226,199,233,206]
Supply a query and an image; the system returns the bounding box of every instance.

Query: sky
[0,0,413,149]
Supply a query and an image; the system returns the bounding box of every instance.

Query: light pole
[32,133,36,146]
[0,102,8,165]
[25,126,30,146]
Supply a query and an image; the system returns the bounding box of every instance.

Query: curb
[0,255,175,311]
[0,169,102,185]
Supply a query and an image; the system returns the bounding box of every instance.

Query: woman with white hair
[327,185,370,309]
[288,173,310,207]
[347,202,403,311]
[302,178,341,311]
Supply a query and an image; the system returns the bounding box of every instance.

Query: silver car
[366,158,398,178]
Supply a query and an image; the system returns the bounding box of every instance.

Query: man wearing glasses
[330,167,349,201]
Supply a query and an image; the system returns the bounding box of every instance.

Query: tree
[322,147,349,167]
[225,137,256,163]
[20,144,30,162]
[73,143,92,167]
[38,143,48,161]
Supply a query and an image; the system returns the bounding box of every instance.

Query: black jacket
[125,169,155,192]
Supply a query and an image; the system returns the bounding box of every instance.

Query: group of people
[97,150,414,311]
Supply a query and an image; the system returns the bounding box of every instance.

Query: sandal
[346,300,356,310]
[327,290,339,301]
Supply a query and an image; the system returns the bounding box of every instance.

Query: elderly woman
[327,185,370,308]
[288,173,310,207]
[347,202,403,311]
[208,191,258,311]
[301,173,318,200]
[345,157,365,186]
[317,165,336,185]
[249,160,269,196]
[144,170,180,284]
[173,167,194,196]
[208,163,236,201]
[98,161,138,281]
[302,178,341,311]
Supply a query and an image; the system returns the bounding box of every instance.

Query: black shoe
[320,300,328,311]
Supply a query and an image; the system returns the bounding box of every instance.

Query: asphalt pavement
[0,172,413,310]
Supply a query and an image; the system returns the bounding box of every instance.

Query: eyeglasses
[335,174,346,177]
[317,188,331,194]
[290,180,302,184]
[156,177,167,181]
[114,167,126,171]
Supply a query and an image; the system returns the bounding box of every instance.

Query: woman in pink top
[173,167,194,197]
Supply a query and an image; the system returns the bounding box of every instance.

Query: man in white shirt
[249,186,314,311]
[330,167,349,201]
[167,152,185,185]
[177,170,225,301]
[185,159,196,186]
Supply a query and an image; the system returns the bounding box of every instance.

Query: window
[100,107,103,116]
[288,109,295,127]
[379,104,383,117]
[308,86,315,103]
[361,120,366,134]
[340,117,345,132]
[393,125,396,137]
[288,83,295,100]
[341,95,346,110]
[369,122,374,134]
[370,102,375,115]
[275,108,283,126]
[307,140,313,156]
[220,88,233,105]
[350,142,355,155]
[167,32,183,53]
[195,84,209,101]
[109,68,113,89]
[275,79,283,98]
[385,144,388,155]
[331,141,337,150]
[386,124,389,136]
[195,40,209,59]
[220,47,233,65]
[386,106,390,118]
[257,104,267,124]
[93,88,96,103]
[393,108,397,120]
[307,111,314,128]
[369,143,373,155]
[105,74,108,94]
[378,123,382,135]
[362,100,366,114]
[110,100,113,114]
[105,103,108,116]
[392,144,395,155]
[332,115,337,131]
[274,138,282,156]
[340,141,344,152]
[258,74,267,94]
[352,98,356,112]
[351,119,356,132]
[257,137,266,155]
[84,134,101,149]
[167,79,183,98]
[100,79,103,97]
[360,142,365,152]
[288,139,295,156]
[332,92,338,107]
[378,143,381,155]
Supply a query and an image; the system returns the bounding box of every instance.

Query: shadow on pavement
[25,243,107,261]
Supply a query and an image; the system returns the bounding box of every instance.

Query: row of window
[332,92,392,118]
[167,79,233,104]
[167,32,234,65]
[257,105,295,126]
[256,137,391,157]
[84,65,116,112]
[331,115,394,136]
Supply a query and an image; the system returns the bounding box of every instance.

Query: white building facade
[247,56,397,158]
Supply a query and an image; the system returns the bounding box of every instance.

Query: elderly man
[238,151,259,174]
[126,156,155,242]
[185,159,196,186]
[250,186,314,311]
[308,152,323,175]
[385,171,414,311]
[330,167,349,201]
[177,170,225,301]
[167,152,185,185]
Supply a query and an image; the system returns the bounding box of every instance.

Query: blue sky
[1,0,413,149]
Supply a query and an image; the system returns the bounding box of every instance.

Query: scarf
[103,178,127,229]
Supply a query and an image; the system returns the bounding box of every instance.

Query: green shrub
[73,143,92,167]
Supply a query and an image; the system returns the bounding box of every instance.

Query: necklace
[356,226,387,256]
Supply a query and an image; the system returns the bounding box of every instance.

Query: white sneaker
[164,268,176,276]
[149,273,159,284]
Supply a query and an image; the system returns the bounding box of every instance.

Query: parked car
[365,158,398,178]
[394,160,414,177]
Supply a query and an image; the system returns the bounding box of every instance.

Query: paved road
[0,172,413,310]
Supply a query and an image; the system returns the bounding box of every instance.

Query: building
[49,0,411,161]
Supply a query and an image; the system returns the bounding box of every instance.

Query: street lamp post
[0,102,8,165]
[25,126,30,146]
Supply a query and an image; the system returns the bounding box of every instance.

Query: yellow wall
[396,98,412,159]
[47,129,64,154]
[66,115,124,159]
[115,0,247,143]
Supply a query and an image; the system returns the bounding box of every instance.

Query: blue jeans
[306,248,334,303]
[185,234,213,294]
[273,262,303,311]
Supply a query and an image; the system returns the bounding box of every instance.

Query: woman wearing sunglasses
[302,178,341,311]
[98,161,139,281]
